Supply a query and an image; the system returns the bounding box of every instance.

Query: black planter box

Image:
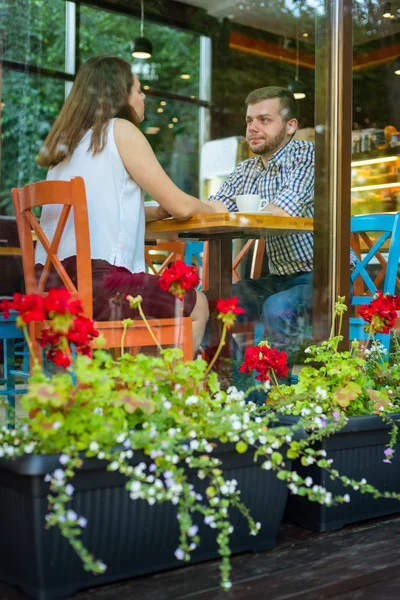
[280,414,400,532]
[0,444,290,600]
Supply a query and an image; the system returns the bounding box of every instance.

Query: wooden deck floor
[1,515,400,600]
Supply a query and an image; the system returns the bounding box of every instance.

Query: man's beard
[248,127,286,156]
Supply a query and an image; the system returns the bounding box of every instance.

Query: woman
[36,56,226,353]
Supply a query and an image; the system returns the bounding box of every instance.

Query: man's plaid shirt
[208,139,315,276]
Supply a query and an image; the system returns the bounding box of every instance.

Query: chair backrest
[11,177,93,318]
[144,241,186,276]
[350,213,400,306]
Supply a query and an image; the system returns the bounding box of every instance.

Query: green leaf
[235,441,248,454]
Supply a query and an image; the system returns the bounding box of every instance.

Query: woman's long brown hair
[37,56,138,168]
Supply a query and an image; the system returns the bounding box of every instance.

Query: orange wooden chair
[11,177,193,365]
[144,241,186,275]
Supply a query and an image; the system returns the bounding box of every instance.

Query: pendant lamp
[288,37,306,100]
[131,0,152,60]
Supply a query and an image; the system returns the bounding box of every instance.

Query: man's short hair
[245,86,299,122]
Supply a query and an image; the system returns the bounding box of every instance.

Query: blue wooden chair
[184,241,208,290]
[350,212,400,354]
[0,314,28,426]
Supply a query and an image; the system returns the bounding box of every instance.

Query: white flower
[315,387,328,400]
[59,454,70,465]
[168,428,177,437]
[52,421,62,430]
[116,433,126,444]
[314,405,323,414]
[98,451,105,460]
[78,517,88,528]
[89,441,99,452]
[185,395,198,405]
[125,450,133,459]
[163,401,172,410]
[44,474,51,482]
[188,525,199,537]
[343,494,351,503]
[53,469,65,482]
[174,548,185,561]
[24,443,35,454]
[262,461,272,470]
[305,477,313,487]
[93,407,103,415]
[109,461,119,471]
[319,450,327,457]
[304,347,311,354]
[222,581,232,589]
[130,481,141,492]
[288,483,298,494]
[67,510,77,521]
[361,478,367,484]
[65,484,75,496]
[190,440,199,450]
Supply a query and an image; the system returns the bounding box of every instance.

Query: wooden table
[146,212,313,301]
[147,212,314,361]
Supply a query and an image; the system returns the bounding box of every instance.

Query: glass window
[143,96,200,197]
[1,0,66,71]
[79,5,201,98]
[352,4,400,215]
[1,69,65,214]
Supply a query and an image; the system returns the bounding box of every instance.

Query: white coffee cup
[235,194,261,212]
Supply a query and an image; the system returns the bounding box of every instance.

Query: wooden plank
[37,517,399,600]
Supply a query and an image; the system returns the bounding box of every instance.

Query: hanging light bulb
[288,37,306,100]
[131,0,152,59]
[383,2,392,18]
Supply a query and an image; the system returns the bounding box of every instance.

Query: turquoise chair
[184,241,207,289]
[0,313,29,426]
[350,212,400,354]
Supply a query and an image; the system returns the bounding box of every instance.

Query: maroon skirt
[35,257,197,322]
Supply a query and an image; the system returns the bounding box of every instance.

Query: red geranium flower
[159,260,200,301]
[359,291,398,334]
[18,294,47,324]
[239,344,288,382]
[216,296,245,329]
[47,348,71,369]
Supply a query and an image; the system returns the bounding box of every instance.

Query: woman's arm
[145,205,170,223]
[114,119,227,219]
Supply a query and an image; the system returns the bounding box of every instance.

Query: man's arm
[207,164,244,212]
[262,143,314,217]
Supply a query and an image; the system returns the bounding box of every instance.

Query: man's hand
[261,203,291,217]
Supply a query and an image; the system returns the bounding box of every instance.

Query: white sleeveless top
[35,119,146,274]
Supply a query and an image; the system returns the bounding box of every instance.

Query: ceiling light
[157,108,164,113]
[168,124,174,129]
[131,0,152,59]
[160,101,167,106]
[383,2,392,17]
[288,38,306,100]
[172,117,179,123]
[180,74,191,80]
[302,32,309,38]
[143,85,150,90]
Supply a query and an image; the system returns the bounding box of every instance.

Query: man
[208,86,314,364]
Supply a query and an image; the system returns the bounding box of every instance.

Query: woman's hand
[156,205,171,220]
[204,200,229,213]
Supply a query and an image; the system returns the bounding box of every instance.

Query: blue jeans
[233,272,313,368]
